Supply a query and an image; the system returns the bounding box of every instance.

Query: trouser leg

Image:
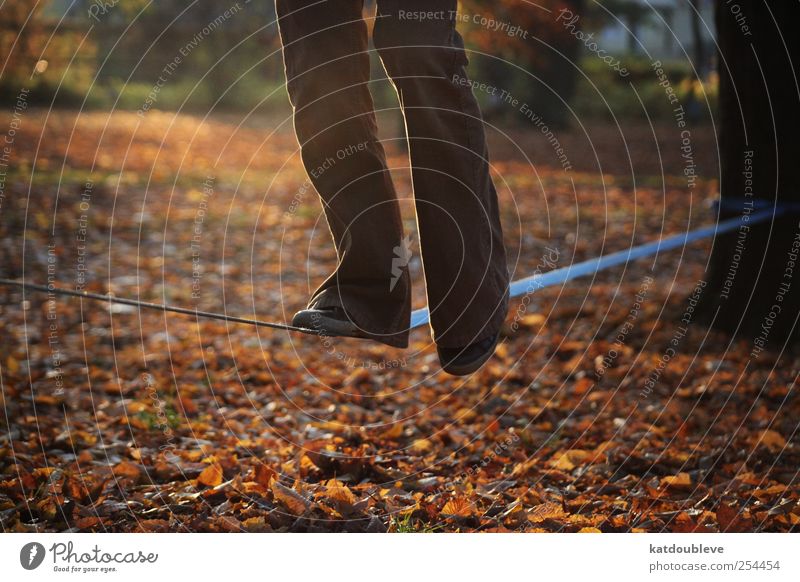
[276,0,411,348]
[374,0,509,348]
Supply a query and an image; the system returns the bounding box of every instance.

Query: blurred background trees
[1,0,717,125]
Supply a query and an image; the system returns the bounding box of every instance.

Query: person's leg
[374,0,509,350]
[276,0,410,348]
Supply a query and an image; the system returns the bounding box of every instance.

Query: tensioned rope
[0,204,786,335]
[410,205,782,328]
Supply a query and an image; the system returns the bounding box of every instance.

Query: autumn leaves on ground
[1,110,798,533]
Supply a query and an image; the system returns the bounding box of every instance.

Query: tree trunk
[689,0,706,77]
[696,0,800,347]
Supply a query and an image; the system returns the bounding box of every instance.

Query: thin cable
[410,206,782,327]
[0,277,312,333]
[1,205,787,333]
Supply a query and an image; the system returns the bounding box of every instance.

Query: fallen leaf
[252,464,276,488]
[197,463,223,487]
[441,496,474,518]
[550,449,591,470]
[412,439,433,453]
[528,502,566,523]
[661,472,693,490]
[272,481,310,515]
[112,461,142,481]
[323,479,356,505]
[758,429,787,452]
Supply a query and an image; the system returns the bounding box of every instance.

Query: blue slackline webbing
[0,203,788,334]
[408,206,782,329]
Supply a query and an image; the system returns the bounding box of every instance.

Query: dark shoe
[292,306,368,340]
[437,332,500,376]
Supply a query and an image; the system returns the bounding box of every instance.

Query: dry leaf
[380,423,404,440]
[272,481,310,515]
[550,449,591,470]
[253,464,276,487]
[112,461,142,481]
[324,479,356,505]
[412,439,433,453]
[528,502,566,523]
[661,472,693,490]
[758,429,787,452]
[442,496,474,518]
[197,463,223,487]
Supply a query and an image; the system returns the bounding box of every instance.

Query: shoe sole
[438,334,500,376]
[292,310,369,340]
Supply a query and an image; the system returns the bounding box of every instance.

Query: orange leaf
[412,439,433,453]
[197,463,223,487]
[112,461,142,480]
[272,481,310,515]
[758,429,787,452]
[660,472,693,490]
[380,423,404,440]
[528,502,566,523]
[253,464,276,488]
[442,496,474,518]
[324,479,356,505]
[550,449,591,470]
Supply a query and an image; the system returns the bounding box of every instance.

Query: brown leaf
[379,423,404,440]
[661,472,693,490]
[528,502,566,523]
[112,461,142,481]
[550,449,591,470]
[252,464,276,488]
[324,479,356,505]
[441,496,474,518]
[411,438,433,453]
[197,463,223,487]
[272,481,310,515]
[757,429,787,452]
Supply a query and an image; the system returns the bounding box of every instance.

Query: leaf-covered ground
[1,110,798,532]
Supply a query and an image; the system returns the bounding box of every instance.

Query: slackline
[0,205,784,334]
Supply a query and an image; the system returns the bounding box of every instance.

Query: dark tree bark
[697,0,800,347]
[689,0,706,77]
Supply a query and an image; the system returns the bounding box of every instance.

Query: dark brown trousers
[276,0,509,348]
